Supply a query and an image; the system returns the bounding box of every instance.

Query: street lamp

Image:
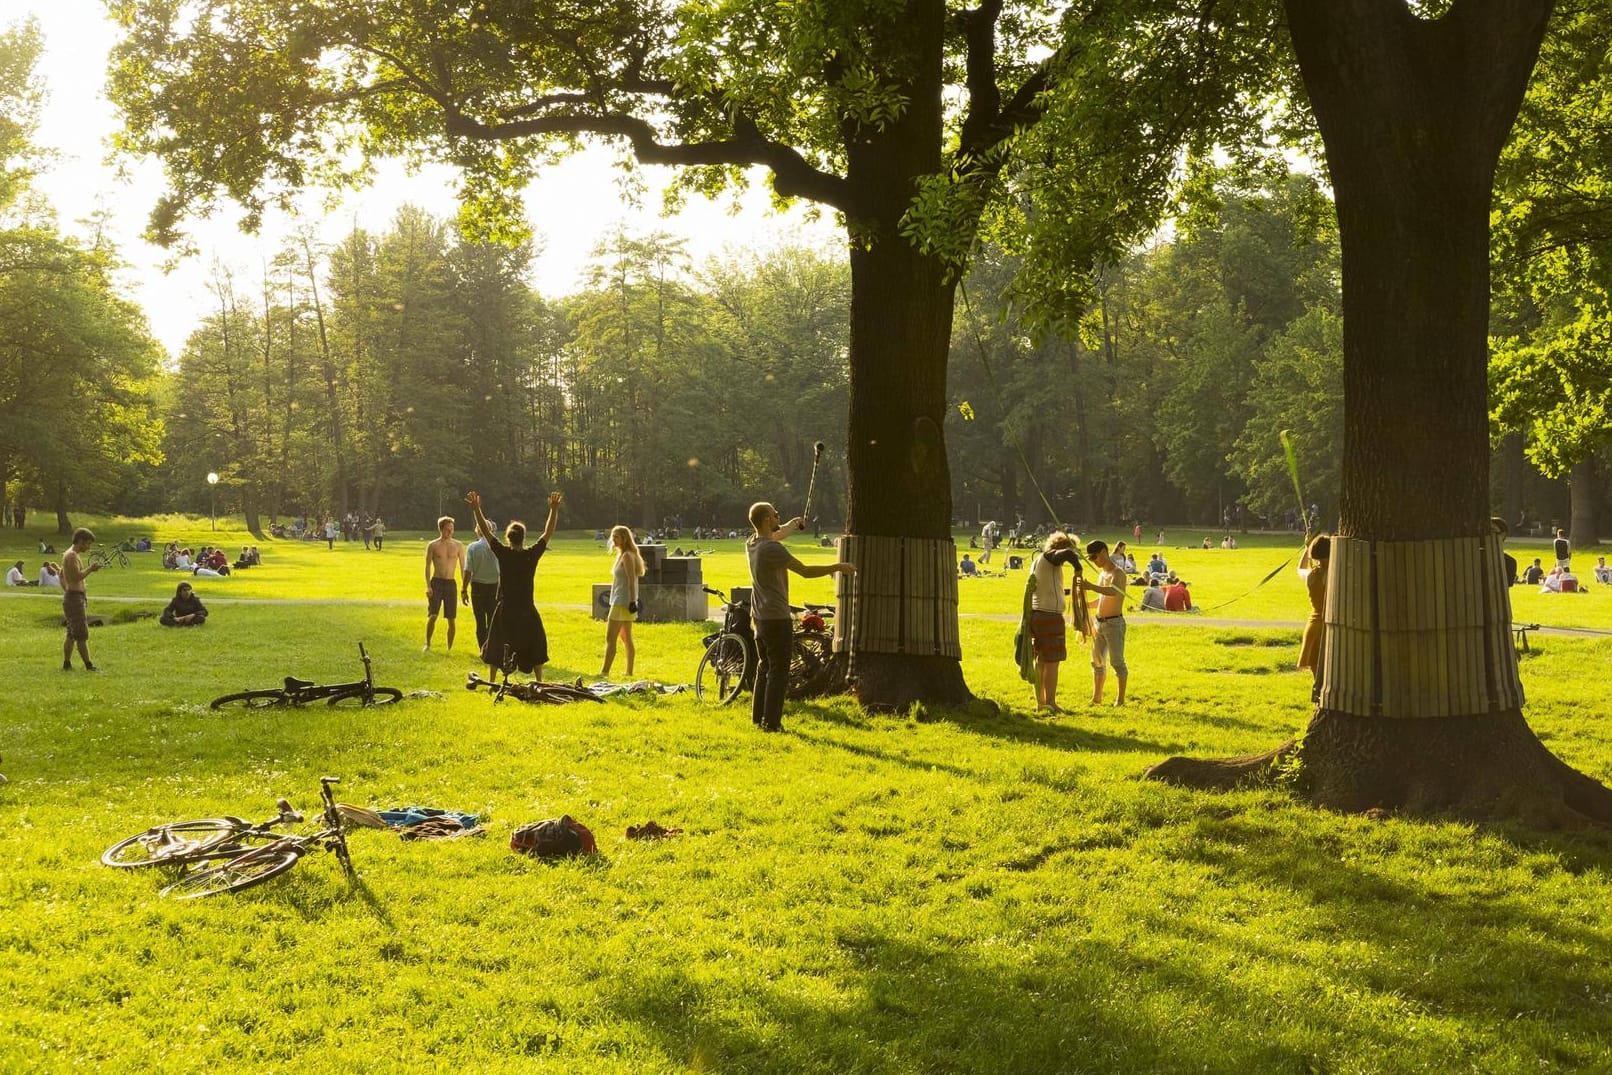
[207,472,219,531]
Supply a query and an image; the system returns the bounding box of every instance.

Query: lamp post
[207,472,219,531]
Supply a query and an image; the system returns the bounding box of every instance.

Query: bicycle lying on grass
[102,776,355,899]
[210,642,402,709]
[694,586,834,705]
[464,670,603,705]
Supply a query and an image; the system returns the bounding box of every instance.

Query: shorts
[428,578,457,619]
[1092,617,1128,675]
[608,603,637,623]
[63,591,89,641]
[1030,611,1066,662]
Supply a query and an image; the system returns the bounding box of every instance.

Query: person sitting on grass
[7,560,37,586]
[159,581,208,627]
[1596,556,1611,585]
[39,562,61,588]
[1139,577,1166,611]
[1162,573,1193,612]
[959,553,978,577]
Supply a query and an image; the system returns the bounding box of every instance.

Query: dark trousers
[751,618,793,729]
[470,582,499,651]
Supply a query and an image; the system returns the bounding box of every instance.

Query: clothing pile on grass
[339,804,485,840]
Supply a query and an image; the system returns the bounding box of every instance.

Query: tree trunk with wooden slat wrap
[1146,0,1612,825]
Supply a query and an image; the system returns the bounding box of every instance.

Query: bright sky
[14,1,839,358]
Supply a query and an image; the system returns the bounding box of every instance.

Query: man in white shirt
[6,560,33,586]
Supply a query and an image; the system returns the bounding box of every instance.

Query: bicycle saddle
[283,676,315,690]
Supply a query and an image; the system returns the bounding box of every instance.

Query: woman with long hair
[464,489,562,680]
[601,525,645,677]
[1298,533,1331,704]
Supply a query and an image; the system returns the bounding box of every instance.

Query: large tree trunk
[1569,457,1597,550]
[1148,0,1612,825]
[840,0,972,709]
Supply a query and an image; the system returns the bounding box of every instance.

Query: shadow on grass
[598,815,1612,1074]
[1169,813,1612,1035]
[597,927,1408,1075]
[790,695,1173,757]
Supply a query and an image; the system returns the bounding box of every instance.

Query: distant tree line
[0,15,1605,537]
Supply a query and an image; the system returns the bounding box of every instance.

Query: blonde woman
[601,526,645,677]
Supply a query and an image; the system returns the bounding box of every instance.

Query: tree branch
[443,110,854,211]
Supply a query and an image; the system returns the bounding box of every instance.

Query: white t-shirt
[39,567,60,587]
[4,566,23,586]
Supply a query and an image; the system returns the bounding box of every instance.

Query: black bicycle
[158,777,355,899]
[694,587,833,705]
[210,642,402,709]
[102,776,356,899]
[465,671,603,705]
[89,543,130,569]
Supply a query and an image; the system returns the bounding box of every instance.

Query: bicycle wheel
[101,818,246,868]
[160,845,301,899]
[210,690,289,710]
[327,687,403,707]
[788,636,825,695]
[695,633,749,705]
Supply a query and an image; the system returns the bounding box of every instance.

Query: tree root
[1144,740,1296,792]
[1143,709,1612,828]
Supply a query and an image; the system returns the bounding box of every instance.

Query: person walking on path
[1078,540,1128,706]
[465,490,561,679]
[600,525,645,678]
[1297,534,1330,704]
[462,517,501,652]
[1027,532,1082,715]
[745,501,855,732]
[60,527,102,671]
[424,516,466,652]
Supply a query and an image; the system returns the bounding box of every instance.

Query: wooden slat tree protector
[834,534,961,660]
[1319,537,1522,719]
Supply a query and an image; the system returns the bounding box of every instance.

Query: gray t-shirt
[747,539,802,620]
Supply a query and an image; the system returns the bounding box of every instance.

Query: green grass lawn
[2,516,1610,1072]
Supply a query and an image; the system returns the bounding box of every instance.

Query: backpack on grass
[510,815,596,858]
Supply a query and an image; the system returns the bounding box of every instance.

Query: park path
[7,592,1609,640]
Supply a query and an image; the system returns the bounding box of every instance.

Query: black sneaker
[83,663,99,672]
[62,662,72,671]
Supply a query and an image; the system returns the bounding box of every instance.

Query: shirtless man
[61,527,102,671]
[1077,539,1128,706]
[424,516,467,652]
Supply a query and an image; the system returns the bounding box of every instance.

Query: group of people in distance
[422,491,564,682]
[6,560,60,588]
[420,492,856,735]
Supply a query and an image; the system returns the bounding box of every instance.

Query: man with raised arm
[745,500,856,733]
[60,527,103,671]
[462,514,501,653]
[424,515,467,652]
